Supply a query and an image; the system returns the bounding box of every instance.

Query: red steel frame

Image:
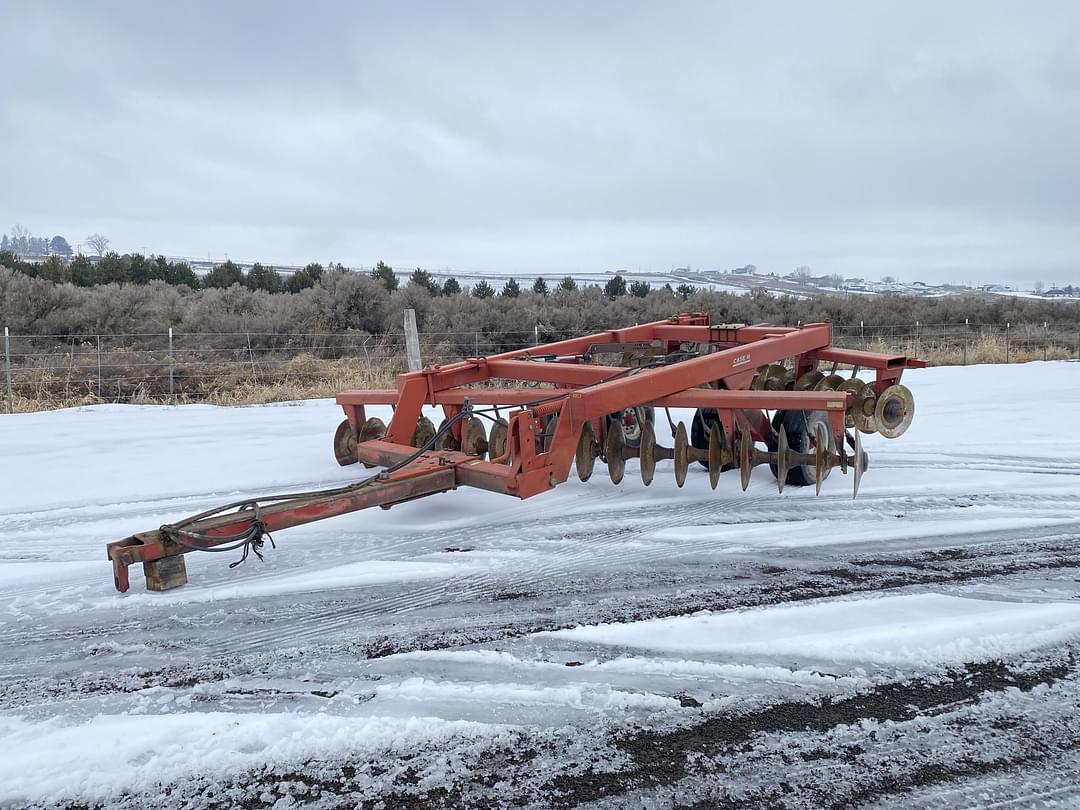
[106,313,924,592]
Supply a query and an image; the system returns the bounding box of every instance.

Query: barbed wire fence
[3,321,1079,413]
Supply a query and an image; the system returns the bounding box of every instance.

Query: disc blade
[640,421,656,486]
[708,424,722,490]
[673,422,689,488]
[776,424,789,494]
[462,416,488,457]
[739,430,752,491]
[852,383,879,434]
[575,421,596,481]
[874,383,916,439]
[814,422,829,496]
[853,427,863,499]
[411,416,436,449]
[488,418,509,464]
[606,422,626,485]
[333,419,358,466]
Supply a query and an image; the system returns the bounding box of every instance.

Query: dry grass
[852,334,1076,365]
[5,333,1077,414]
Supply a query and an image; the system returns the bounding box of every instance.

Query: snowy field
[2,362,1080,808]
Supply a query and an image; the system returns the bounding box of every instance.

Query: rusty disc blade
[738,430,753,491]
[462,416,489,457]
[815,373,846,391]
[874,383,915,439]
[814,422,829,496]
[795,370,824,391]
[358,416,387,444]
[852,383,878,434]
[750,366,769,390]
[708,422,723,490]
[673,422,689,488]
[606,422,626,485]
[435,417,460,451]
[639,420,657,486]
[837,379,865,428]
[333,419,358,466]
[764,364,788,391]
[575,421,597,481]
[411,416,436,449]
[776,424,789,493]
[488,418,509,463]
[853,427,863,499]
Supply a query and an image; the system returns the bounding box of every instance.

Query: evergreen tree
[501,278,521,297]
[558,275,578,292]
[371,260,398,292]
[246,263,284,292]
[409,267,440,295]
[531,277,549,296]
[303,262,324,281]
[98,252,131,285]
[129,253,153,284]
[0,235,9,253]
[203,259,245,289]
[167,260,200,288]
[285,268,317,293]
[603,274,627,299]
[69,254,95,286]
[442,276,462,296]
[472,279,496,298]
[675,283,696,300]
[629,280,651,298]
[39,255,69,283]
[49,236,73,256]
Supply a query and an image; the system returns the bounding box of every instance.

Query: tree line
[0,249,694,301]
[2,260,1077,355]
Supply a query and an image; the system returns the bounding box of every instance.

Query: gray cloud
[1,1,1077,284]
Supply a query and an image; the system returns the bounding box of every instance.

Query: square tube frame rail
[106,313,924,592]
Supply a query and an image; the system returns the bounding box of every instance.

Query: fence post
[96,334,102,399]
[474,332,479,358]
[915,320,920,359]
[246,332,259,384]
[4,327,12,414]
[168,327,175,404]
[1006,322,1010,364]
[403,308,422,372]
[1044,321,1048,362]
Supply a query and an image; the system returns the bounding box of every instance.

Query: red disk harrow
[106,313,925,593]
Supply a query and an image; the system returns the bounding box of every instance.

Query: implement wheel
[768,410,836,488]
[691,408,735,471]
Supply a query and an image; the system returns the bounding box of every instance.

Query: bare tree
[1034,280,1045,294]
[86,233,111,256]
[793,265,812,281]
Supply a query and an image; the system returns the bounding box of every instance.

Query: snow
[1,360,1080,805]
[0,711,508,807]
[541,592,1080,667]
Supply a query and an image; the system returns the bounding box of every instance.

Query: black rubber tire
[604,407,654,450]
[768,410,833,487]
[690,408,735,470]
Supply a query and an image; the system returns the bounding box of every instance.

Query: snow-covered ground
[2,362,1080,808]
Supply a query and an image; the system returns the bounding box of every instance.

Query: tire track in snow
[211,489,1080,656]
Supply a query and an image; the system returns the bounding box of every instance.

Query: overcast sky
[1,1,1077,285]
